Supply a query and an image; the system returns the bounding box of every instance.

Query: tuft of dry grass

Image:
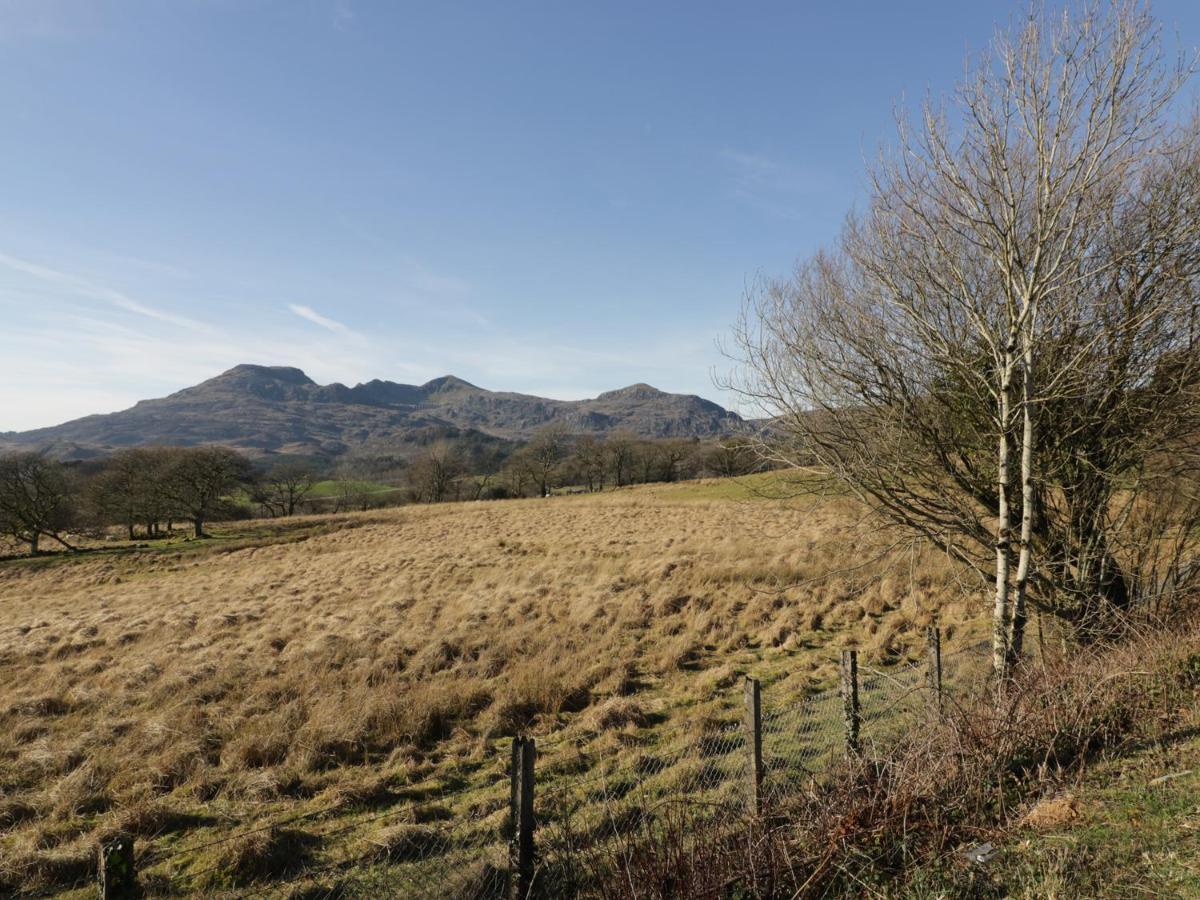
[0,479,982,892]
[211,825,318,887]
[362,823,442,863]
[584,698,649,733]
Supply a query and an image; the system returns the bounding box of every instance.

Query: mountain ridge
[2,364,744,459]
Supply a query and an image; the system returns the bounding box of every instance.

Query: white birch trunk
[1010,327,1035,663]
[992,346,1015,676]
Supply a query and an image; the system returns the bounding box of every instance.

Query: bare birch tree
[730,1,1200,675]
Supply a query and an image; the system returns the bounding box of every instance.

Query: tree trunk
[128,523,135,541]
[1010,328,1036,664]
[29,533,39,555]
[193,516,205,538]
[992,349,1015,677]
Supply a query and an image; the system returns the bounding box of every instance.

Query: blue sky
[2,1,1199,430]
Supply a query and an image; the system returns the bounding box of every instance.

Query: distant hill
[0,364,744,459]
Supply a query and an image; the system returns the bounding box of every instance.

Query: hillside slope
[0,365,744,458]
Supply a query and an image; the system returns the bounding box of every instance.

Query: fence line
[86,629,993,899]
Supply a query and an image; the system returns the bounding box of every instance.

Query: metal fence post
[98,834,136,899]
[926,625,943,715]
[840,649,860,757]
[510,736,537,900]
[744,676,763,815]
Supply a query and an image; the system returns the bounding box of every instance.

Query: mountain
[0,365,744,459]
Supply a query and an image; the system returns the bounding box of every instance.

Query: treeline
[402,426,761,504]
[0,431,762,554]
[0,447,255,553]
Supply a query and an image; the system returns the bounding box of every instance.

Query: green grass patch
[901,734,1200,898]
[306,479,397,498]
[618,469,825,503]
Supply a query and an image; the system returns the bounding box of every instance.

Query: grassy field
[304,479,398,499]
[986,738,1200,897]
[0,474,988,894]
[897,707,1200,899]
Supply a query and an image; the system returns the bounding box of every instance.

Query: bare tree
[606,430,637,488]
[259,460,317,516]
[90,449,152,540]
[90,447,180,538]
[657,438,696,483]
[635,440,659,484]
[408,442,463,503]
[331,477,373,512]
[465,444,506,500]
[525,423,570,497]
[0,453,77,554]
[162,447,252,538]
[573,436,608,492]
[731,2,1200,675]
[502,449,536,498]
[703,438,759,478]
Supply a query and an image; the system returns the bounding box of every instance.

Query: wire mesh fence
[72,632,994,899]
[530,639,992,897]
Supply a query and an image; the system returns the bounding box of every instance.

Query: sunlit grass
[0,476,986,894]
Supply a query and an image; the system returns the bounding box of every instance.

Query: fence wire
[24,639,994,898]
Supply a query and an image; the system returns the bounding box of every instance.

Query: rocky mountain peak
[420,375,480,395]
[596,383,667,401]
[217,364,316,386]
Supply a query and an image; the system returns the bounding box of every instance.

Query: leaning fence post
[743,676,763,815]
[98,834,136,899]
[925,625,943,715]
[840,649,860,757]
[509,736,537,900]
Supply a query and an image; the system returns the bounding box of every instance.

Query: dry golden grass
[0,475,985,893]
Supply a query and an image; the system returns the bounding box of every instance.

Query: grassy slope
[0,474,986,894]
[901,732,1200,899]
[1016,745,1200,897]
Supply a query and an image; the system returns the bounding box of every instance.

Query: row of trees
[732,1,1200,675]
[0,447,260,553]
[404,427,761,504]
[0,430,762,553]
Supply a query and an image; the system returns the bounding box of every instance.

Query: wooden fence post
[743,676,763,815]
[98,834,136,899]
[926,625,943,715]
[840,649,860,757]
[509,736,537,900]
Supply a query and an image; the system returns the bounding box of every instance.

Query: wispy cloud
[0,252,206,330]
[287,303,355,335]
[89,250,191,280]
[719,149,835,220]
